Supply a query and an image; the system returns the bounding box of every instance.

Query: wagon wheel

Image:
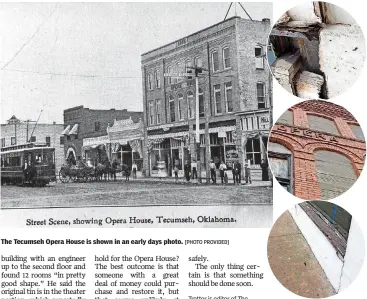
[71,174,79,183]
[59,169,70,183]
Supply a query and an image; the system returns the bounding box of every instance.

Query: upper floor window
[46,136,51,146]
[169,95,175,122]
[178,93,184,120]
[225,82,233,113]
[199,88,204,117]
[185,59,192,72]
[147,74,153,90]
[60,136,65,145]
[175,62,182,83]
[194,56,202,68]
[307,115,340,136]
[350,124,365,141]
[212,51,219,72]
[257,82,266,109]
[214,84,222,115]
[187,91,194,119]
[1,138,5,147]
[278,110,293,125]
[223,47,231,69]
[95,121,100,132]
[167,66,172,85]
[148,101,154,125]
[155,70,161,89]
[255,47,264,69]
[30,136,36,142]
[155,99,161,124]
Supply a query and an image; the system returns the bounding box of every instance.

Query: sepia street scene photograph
[0,2,273,217]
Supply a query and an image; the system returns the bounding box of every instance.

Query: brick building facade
[269,100,365,200]
[141,16,271,178]
[1,116,64,172]
[62,106,143,166]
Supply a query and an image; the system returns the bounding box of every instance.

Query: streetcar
[1,143,56,186]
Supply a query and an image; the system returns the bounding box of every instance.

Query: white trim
[148,132,188,140]
[289,205,342,292]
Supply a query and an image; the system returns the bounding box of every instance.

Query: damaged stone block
[269,1,365,100]
[319,24,365,99]
[271,52,301,94]
[294,71,324,99]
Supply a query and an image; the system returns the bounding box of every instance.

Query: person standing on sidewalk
[245,161,252,184]
[173,165,179,182]
[184,160,191,183]
[132,161,137,179]
[260,159,269,181]
[191,159,197,180]
[209,159,216,184]
[219,160,227,184]
[235,161,242,184]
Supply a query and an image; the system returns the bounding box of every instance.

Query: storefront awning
[69,124,79,135]
[61,125,71,135]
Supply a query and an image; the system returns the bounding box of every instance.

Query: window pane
[223,48,230,68]
[350,124,364,141]
[178,94,183,120]
[277,110,293,125]
[199,89,204,117]
[269,157,289,179]
[212,51,219,71]
[246,140,253,152]
[308,115,340,136]
[169,97,175,122]
[253,139,260,152]
[315,150,357,200]
[225,82,233,112]
[214,85,221,114]
[255,47,262,57]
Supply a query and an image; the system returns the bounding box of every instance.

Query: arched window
[154,70,160,89]
[167,66,172,85]
[194,56,202,68]
[187,91,194,119]
[212,51,219,72]
[147,74,153,90]
[314,150,357,200]
[185,59,192,72]
[308,115,340,136]
[199,88,204,117]
[169,95,175,122]
[175,62,182,83]
[177,93,184,120]
[268,142,293,193]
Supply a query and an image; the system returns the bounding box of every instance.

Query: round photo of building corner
[267,1,365,100]
[267,100,366,200]
[267,201,365,298]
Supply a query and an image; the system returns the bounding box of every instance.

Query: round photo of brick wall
[267,1,365,100]
[268,202,365,298]
[268,100,365,200]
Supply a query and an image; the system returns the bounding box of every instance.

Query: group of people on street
[173,158,269,185]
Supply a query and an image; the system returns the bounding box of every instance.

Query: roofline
[141,16,242,57]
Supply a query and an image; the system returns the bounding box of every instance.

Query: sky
[0,2,272,124]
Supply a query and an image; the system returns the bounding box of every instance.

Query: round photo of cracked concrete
[267,202,365,298]
[267,1,365,100]
[268,100,366,200]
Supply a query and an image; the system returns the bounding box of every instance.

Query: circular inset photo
[268,100,365,200]
[268,201,365,298]
[267,1,365,100]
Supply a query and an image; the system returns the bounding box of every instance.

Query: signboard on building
[83,135,110,147]
[225,145,239,162]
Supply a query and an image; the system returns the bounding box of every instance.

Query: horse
[95,163,109,181]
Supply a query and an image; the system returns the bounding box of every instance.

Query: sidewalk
[268,211,336,298]
[121,175,272,187]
